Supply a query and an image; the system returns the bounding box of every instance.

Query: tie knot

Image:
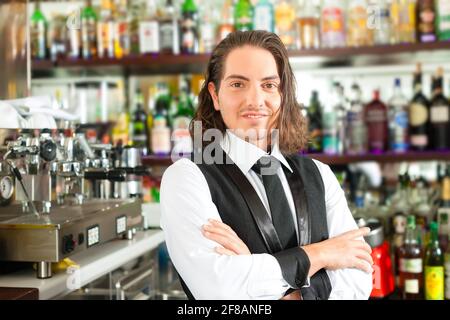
[251,156,280,176]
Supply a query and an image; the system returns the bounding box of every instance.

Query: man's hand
[302,227,374,277]
[202,219,251,255]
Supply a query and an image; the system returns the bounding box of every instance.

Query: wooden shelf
[32,41,450,77]
[142,151,450,167]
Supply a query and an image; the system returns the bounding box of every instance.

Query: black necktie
[252,156,297,249]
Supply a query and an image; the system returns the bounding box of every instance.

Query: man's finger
[208,219,238,236]
[203,224,240,242]
[202,229,241,253]
[341,227,370,239]
[215,246,237,256]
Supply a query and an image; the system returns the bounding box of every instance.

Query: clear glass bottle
[388,78,410,153]
[320,0,346,48]
[347,0,373,47]
[159,0,180,55]
[253,0,274,32]
[346,83,367,154]
[297,0,320,49]
[97,0,115,58]
[369,0,391,45]
[139,0,160,55]
[217,0,235,42]
[274,0,297,49]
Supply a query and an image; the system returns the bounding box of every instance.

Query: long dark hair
[190,30,308,155]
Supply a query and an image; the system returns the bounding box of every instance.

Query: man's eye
[231,82,244,88]
[263,83,278,89]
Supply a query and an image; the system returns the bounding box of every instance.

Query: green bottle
[181,0,199,54]
[81,0,98,59]
[307,91,323,153]
[30,0,47,59]
[132,89,149,155]
[424,221,445,300]
[234,0,254,31]
[435,0,450,41]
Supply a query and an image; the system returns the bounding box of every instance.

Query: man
[161,31,373,300]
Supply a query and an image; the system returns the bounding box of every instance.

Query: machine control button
[78,233,84,245]
[62,234,75,254]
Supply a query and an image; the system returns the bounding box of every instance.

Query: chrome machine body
[0,129,146,279]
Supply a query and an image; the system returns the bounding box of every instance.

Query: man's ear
[208,82,220,111]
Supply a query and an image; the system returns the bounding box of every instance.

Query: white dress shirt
[160,131,373,300]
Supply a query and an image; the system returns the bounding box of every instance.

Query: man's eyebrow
[223,75,280,81]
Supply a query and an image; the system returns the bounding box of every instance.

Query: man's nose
[246,85,264,108]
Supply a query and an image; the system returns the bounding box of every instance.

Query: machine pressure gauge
[0,175,14,206]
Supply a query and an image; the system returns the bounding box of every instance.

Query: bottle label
[400,258,423,273]
[410,103,428,126]
[254,6,273,32]
[200,24,215,53]
[425,266,444,300]
[410,134,428,147]
[445,253,450,299]
[160,22,174,50]
[405,279,419,294]
[139,21,160,54]
[437,1,450,31]
[366,109,386,123]
[430,105,449,123]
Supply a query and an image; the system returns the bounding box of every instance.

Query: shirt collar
[220,130,293,175]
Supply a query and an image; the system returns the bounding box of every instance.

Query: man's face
[208,45,281,143]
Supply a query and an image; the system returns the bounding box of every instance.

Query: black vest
[178,151,332,300]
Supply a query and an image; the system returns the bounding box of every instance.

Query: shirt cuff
[272,247,311,289]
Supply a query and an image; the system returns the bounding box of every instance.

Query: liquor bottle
[322,83,340,155]
[253,0,274,33]
[370,0,391,45]
[217,0,235,42]
[128,0,142,55]
[435,0,450,41]
[131,88,149,156]
[199,0,217,53]
[30,0,47,59]
[429,68,450,150]
[172,78,195,155]
[274,0,297,49]
[152,83,172,156]
[297,0,320,49]
[398,215,423,300]
[159,0,180,55]
[81,0,98,59]
[424,221,445,300]
[388,78,409,153]
[306,90,323,153]
[97,0,115,58]
[392,209,408,287]
[320,0,346,48]
[139,0,160,55]
[417,0,437,42]
[114,0,130,58]
[409,63,430,151]
[347,0,373,47]
[234,0,254,32]
[335,83,347,155]
[391,0,417,44]
[437,168,450,252]
[364,90,388,153]
[346,83,367,155]
[180,0,199,54]
[68,5,82,59]
[446,232,450,300]
[48,15,67,62]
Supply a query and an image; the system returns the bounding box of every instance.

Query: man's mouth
[241,112,269,119]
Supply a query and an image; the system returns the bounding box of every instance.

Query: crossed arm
[202,219,374,277]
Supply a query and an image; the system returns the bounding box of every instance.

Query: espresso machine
[0,129,145,279]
